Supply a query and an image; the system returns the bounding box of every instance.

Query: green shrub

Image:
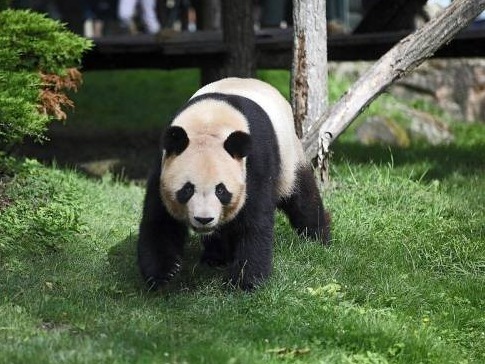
[0,9,91,152]
[0,159,84,257]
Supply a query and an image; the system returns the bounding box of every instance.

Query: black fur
[138,161,187,291]
[215,183,232,205]
[163,126,189,156]
[224,131,251,159]
[176,182,195,204]
[278,166,331,244]
[138,93,330,291]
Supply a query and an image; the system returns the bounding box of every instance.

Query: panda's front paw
[228,267,268,292]
[144,261,182,291]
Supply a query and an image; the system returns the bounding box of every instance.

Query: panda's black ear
[224,131,251,159]
[163,126,189,156]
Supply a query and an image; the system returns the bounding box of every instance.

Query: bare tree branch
[300,0,485,180]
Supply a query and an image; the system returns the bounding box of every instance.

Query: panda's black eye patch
[215,183,232,205]
[176,182,195,204]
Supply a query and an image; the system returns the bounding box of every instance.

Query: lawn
[1,69,484,363]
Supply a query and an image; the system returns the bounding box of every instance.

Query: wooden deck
[82,28,485,71]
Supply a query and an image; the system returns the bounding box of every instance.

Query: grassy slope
[1,70,484,363]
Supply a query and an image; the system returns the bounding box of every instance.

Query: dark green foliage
[0,9,91,151]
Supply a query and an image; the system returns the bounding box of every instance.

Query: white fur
[192,78,305,198]
[186,189,222,233]
[161,123,246,232]
[161,78,306,232]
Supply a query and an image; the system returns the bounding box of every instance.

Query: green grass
[65,69,348,131]
[1,69,485,363]
[66,69,201,130]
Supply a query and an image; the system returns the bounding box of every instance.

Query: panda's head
[160,124,251,234]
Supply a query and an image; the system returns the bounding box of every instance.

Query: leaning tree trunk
[220,0,256,78]
[300,0,485,181]
[291,0,328,141]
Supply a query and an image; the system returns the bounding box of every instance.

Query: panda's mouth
[192,226,216,235]
[190,215,218,234]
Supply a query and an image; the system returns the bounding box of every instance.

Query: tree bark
[196,0,221,30]
[195,0,222,85]
[220,0,255,78]
[291,0,328,140]
[300,0,485,181]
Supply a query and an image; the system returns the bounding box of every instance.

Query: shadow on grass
[13,124,163,181]
[16,129,485,184]
[333,140,485,181]
[108,234,227,294]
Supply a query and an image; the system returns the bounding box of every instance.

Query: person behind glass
[118,0,161,34]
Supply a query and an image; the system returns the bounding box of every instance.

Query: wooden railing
[82,28,485,71]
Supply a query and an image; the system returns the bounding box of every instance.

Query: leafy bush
[0,159,84,257]
[0,9,91,151]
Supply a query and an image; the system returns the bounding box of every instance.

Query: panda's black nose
[194,216,214,225]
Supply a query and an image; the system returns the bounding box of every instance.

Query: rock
[391,59,485,123]
[79,159,120,177]
[356,116,410,147]
[404,106,455,145]
[330,59,485,123]
[356,107,454,147]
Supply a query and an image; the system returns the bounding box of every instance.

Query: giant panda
[138,77,330,291]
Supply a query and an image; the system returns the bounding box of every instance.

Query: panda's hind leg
[278,165,331,244]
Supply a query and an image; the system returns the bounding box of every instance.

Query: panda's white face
[160,128,249,234]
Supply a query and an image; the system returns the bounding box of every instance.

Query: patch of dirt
[13,123,162,181]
